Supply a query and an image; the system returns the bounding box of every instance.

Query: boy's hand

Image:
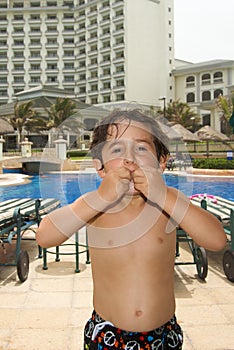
[132,166,167,207]
[97,167,132,203]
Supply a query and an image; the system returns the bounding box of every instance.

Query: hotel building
[0,0,174,106]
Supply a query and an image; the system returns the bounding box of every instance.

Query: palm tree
[45,97,77,129]
[158,99,199,131]
[8,101,36,145]
[216,93,234,136]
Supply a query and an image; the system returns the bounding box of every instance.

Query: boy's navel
[135,310,143,317]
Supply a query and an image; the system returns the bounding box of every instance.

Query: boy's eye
[137,145,147,152]
[111,147,122,154]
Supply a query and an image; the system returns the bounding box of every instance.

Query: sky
[174,0,234,63]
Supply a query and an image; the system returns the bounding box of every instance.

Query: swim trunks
[84,310,183,349]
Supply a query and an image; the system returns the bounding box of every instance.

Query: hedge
[67,150,89,158]
[192,158,234,169]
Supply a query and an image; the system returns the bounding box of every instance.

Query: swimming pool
[0,172,233,206]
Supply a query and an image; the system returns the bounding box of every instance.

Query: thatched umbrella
[0,118,14,135]
[171,124,200,142]
[195,125,229,157]
[157,121,182,141]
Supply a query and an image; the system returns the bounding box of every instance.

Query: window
[201,73,211,85]
[30,1,40,7]
[102,27,110,35]
[90,18,97,26]
[64,38,74,44]
[14,76,24,83]
[115,51,124,59]
[64,62,74,69]
[90,57,97,65]
[79,73,86,80]
[116,65,124,73]
[186,93,195,103]
[103,95,111,102]
[80,86,86,93]
[0,64,7,71]
[202,91,211,101]
[64,50,74,56]
[103,81,111,89]
[63,13,74,19]
[14,64,24,71]
[14,39,24,46]
[116,93,124,101]
[115,23,124,31]
[14,15,24,20]
[90,31,97,39]
[47,63,57,70]
[47,26,57,32]
[115,37,124,45]
[30,51,41,57]
[47,1,57,5]
[79,35,86,42]
[115,9,123,17]
[47,38,57,45]
[64,76,74,82]
[90,70,97,78]
[79,61,85,68]
[31,64,40,70]
[103,67,111,75]
[64,25,74,31]
[116,79,124,87]
[91,97,98,104]
[47,76,57,82]
[14,51,24,58]
[47,14,57,20]
[31,76,40,83]
[47,51,57,57]
[214,89,223,99]
[13,2,24,7]
[30,14,40,20]
[0,90,8,96]
[103,54,110,62]
[90,44,97,52]
[79,47,86,55]
[91,84,98,91]
[186,76,195,87]
[213,71,223,83]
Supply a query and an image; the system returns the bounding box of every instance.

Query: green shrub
[192,158,234,169]
[67,150,89,158]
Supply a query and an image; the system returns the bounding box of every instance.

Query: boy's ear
[93,159,105,178]
[159,155,167,173]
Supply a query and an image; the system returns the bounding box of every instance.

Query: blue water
[0,173,233,206]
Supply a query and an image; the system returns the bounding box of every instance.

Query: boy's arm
[36,167,132,248]
[36,191,111,248]
[164,187,227,251]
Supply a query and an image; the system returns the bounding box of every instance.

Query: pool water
[0,173,233,206]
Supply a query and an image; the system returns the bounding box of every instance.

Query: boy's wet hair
[90,109,169,167]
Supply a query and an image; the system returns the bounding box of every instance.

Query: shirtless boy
[36,109,226,349]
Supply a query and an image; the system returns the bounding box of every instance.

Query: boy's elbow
[210,232,227,252]
[36,227,49,248]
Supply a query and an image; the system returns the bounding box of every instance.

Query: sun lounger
[194,196,234,282]
[0,198,60,282]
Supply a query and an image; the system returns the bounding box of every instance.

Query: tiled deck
[0,232,233,350]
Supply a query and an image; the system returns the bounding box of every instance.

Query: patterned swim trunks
[84,310,183,349]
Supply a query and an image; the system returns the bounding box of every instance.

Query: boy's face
[97,120,163,181]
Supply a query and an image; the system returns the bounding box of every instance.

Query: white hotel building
[0,0,234,132]
[0,0,174,106]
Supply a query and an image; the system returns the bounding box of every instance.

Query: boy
[36,109,226,349]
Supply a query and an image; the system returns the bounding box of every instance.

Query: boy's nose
[123,158,138,171]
